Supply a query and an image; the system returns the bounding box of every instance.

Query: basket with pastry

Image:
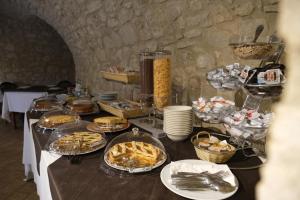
[191,131,236,163]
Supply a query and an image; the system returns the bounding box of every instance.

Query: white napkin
[169,161,236,186]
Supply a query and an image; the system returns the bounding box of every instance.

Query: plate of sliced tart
[49,131,106,155]
[104,141,167,173]
[87,116,130,133]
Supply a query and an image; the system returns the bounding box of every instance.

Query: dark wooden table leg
[9,112,17,129]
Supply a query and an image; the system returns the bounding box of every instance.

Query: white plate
[164,128,192,132]
[164,106,192,112]
[160,160,239,200]
[164,115,192,119]
[165,120,192,123]
[164,112,192,116]
[18,86,31,89]
[164,126,193,130]
[49,87,61,90]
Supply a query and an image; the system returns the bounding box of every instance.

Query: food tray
[49,139,107,155]
[97,100,148,119]
[66,103,99,116]
[103,150,167,173]
[100,71,139,84]
[30,97,65,112]
[87,122,131,133]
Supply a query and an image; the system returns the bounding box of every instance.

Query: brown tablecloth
[30,112,261,200]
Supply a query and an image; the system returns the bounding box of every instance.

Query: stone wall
[0,0,279,101]
[0,14,75,85]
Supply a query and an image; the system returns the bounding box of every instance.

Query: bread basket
[191,131,236,163]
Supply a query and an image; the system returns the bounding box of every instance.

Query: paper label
[257,69,281,85]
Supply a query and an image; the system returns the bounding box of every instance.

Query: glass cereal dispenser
[139,49,154,95]
[153,49,171,110]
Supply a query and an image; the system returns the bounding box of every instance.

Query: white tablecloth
[23,113,61,200]
[1,91,47,121]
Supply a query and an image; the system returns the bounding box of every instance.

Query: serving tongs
[171,171,236,193]
[229,25,264,47]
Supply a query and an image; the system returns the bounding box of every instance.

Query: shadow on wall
[0,14,75,85]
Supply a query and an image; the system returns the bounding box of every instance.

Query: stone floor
[0,119,39,200]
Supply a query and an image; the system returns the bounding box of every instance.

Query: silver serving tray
[66,103,99,116]
[49,139,107,156]
[104,151,167,173]
[87,122,131,133]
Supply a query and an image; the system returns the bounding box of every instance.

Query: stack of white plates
[163,106,193,141]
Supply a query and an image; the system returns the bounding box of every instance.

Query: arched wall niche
[0,12,75,85]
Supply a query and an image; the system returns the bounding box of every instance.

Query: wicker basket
[191,131,236,163]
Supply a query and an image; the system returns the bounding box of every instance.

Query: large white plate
[160,159,239,200]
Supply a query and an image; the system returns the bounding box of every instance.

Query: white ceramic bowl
[166,133,190,141]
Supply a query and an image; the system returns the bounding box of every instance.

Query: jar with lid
[153,49,171,110]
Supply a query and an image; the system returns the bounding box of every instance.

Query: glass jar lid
[103,128,167,173]
[45,120,107,155]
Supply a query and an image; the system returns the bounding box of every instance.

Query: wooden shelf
[100,71,139,84]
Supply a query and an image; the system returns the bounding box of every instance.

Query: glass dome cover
[66,96,99,115]
[30,95,64,112]
[45,120,107,155]
[37,108,80,131]
[104,128,167,173]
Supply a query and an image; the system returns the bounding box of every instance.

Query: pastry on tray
[50,131,104,154]
[106,141,164,168]
[197,136,235,153]
[67,99,94,113]
[40,115,78,128]
[87,116,129,132]
[94,116,127,125]
[34,99,60,111]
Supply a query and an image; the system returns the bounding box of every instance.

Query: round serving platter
[103,151,167,173]
[86,122,131,133]
[49,139,107,156]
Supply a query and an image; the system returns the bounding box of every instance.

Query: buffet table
[1,85,66,122]
[24,111,262,200]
